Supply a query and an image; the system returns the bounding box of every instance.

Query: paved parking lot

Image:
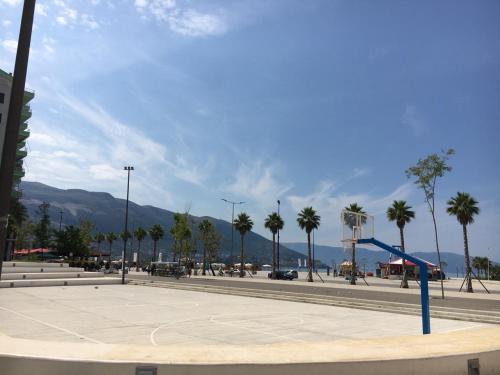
[0,285,490,347]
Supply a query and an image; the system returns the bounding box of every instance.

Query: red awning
[14,248,51,254]
[388,257,436,268]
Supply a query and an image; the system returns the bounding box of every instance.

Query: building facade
[0,68,33,196]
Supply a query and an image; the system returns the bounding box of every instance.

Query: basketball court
[0,284,489,347]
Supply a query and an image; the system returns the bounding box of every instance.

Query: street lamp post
[58,210,63,232]
[277,200,280,270]
[312,228,315,273]
[221,199,244,268]
[122,166,134,285]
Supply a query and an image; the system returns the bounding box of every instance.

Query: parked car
[285,270,298,279]
[226,269,245,276]
[268,270,294,280]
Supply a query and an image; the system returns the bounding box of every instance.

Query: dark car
[285,270,298,279]
[268,270,294,280]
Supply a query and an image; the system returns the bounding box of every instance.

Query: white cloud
[0,0,21,6]
[35,3,48,16]
[402,104,427,137]
[42,37,56,54]
[226,161,293,204]
[133,0,227,37]
[51,1,99,30]
[2,20,12,27]
[56,16,67,25]
[50,90,211,188]
[168,9,227,37]
[80,14,99,29]
[1,39,17,53]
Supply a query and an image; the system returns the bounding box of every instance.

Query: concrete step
[2,267,85,274]
[0,277,121,288]
[1,272,105,280]
[3,261,69,268]
[128,279,500,325]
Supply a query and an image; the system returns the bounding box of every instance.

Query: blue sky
[1,0,499,259]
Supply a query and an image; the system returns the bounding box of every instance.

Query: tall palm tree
[344,203,365,285]
[264,212,284,279]
[297,207,321,282]
[447,192,480,293]
[233,213,253,277]
[198,219,213,276]
[94,232,105,255]
[149,224,164,263]
[387,200,415,288]
[105,232,117,263]
[134,227,147,271]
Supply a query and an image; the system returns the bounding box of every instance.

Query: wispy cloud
[134,0,227,37]
[1,39,17,53]
[57,92,211,186]
[49,0,100,30]
[24,82,214,209]
[226,161,293,204]
[0,0,21,6]
[402,104,427,137]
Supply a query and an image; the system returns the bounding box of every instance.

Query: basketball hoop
[340,209,374,246]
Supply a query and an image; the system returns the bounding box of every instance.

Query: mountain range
[19,181,307,266]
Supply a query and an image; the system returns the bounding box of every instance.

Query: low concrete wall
[1,327,499,375]
[1,351,499,375]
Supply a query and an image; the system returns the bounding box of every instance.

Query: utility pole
[277,199,280,270]
[221,198,244,268]
[0,0,36,278]
[121,166,133,285]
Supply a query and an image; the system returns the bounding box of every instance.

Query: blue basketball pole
[358,238,431,335]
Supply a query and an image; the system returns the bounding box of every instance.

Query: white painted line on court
[444,324,486,333]
[208,315,307,343]
[0,305,103,344]
[150,318,200,346]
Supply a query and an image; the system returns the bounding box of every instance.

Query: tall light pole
[58,210,64,232]
[0,0,36,279]
[122,166,133,285]
[312,228,315,273]
[221,198,244,266]
[277,200,280,270]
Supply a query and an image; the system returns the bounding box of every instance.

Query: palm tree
[344,203,365,285]
[105,232,117,263]
[264,212,284,279]
[447,192,480,293]
[233,213,253,277]
[134,227,147,271]
[149,224,164,263]
[94,232,105,255]
[471,257,482,278]
[297,207,320,282]
[387,200,415,288]
[198,219,213,276]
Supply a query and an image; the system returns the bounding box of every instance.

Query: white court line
[150,318,203,346]
[209,315,307,343]
[443,324,486,333]
[0,305,103,344]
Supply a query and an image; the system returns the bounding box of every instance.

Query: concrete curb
[1,327,499,374]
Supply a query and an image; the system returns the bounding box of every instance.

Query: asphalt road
[127,274,500,312]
